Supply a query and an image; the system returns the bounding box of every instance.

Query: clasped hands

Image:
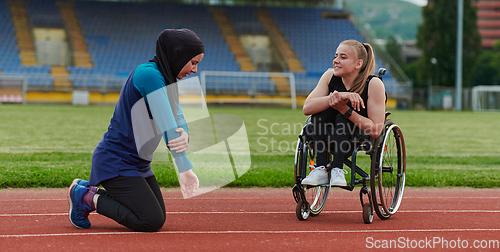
[328,91,365,112]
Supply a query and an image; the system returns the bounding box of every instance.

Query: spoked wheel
[371,120,406,220]
[362,203,373,224]
[293,127,329,220]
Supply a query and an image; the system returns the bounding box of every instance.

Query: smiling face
[332,44,363,77]
[177,53,204,79]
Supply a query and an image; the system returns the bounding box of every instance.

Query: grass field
[0,104,499,188]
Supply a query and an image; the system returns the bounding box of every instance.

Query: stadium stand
[71,1,241,92]
[26,0,64,28]
[0,0,55,88]
[224,6,267,35]
[0,0,20,72]
[269,7,365,92]
[0,0,397,104]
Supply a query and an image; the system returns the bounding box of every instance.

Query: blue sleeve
[175,101,188,135]
[133,66,193,173]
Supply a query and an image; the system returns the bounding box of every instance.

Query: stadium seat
[0,0,396,95]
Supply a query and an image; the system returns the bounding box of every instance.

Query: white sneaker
[301,166,328,186]
[330,168,347,187]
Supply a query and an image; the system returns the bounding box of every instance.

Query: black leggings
[310,107,364,169]
[97,176,166,232]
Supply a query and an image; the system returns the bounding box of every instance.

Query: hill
[345,0,423,40]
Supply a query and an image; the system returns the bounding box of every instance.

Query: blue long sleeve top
[89,62,193,186]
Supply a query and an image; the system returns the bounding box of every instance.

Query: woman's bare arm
[303,69,334,115]
[334,78,386,138]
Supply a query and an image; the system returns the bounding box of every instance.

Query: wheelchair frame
[292,69,407,224]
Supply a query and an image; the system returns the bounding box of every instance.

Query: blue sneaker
[68,183,92,229]
[72,178,89,187]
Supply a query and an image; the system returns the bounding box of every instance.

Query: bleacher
[0,0,55,87]
[26,0,64,28]
[71,1,239,91]
[0,0,20,74]
[0,0,397,101]
[224,6,267,35]
[270,6,378,92]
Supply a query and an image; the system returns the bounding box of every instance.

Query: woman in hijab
[68,29,204,232]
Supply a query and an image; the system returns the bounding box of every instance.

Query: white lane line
[1,209,499,217]
[404,196,500,199]
[1,196,499,202]
[0,198,279,201]
[1,228,500,238]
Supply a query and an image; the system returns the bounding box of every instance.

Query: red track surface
[1,187,500,251]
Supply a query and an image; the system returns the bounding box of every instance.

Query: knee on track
[136,215,165,232]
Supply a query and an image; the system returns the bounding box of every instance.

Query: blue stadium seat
[268,6,393,92]
[0,0,396,95]
[71,1,236,84]
[224,6,267,35]
[26,0,64,28]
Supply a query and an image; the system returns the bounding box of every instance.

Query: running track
[1,188,499,251]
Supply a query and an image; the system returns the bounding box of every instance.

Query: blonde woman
[301,40,386,187]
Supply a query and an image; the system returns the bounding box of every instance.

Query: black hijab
[149,29,204,118]
[150,28,204,85]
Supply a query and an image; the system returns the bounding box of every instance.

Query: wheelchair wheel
[294,134,329,218]
[362,203,373,224]
[308,185,329,216]
[371,120,406,220]
[296,200,310,220]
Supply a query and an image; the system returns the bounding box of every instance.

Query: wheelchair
[292,69,406,224]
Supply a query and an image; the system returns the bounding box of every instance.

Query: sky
[401,0,428,6]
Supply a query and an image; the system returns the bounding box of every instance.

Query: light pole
[456,0,463,111]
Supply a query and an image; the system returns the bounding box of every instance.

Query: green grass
[0,104,499,188]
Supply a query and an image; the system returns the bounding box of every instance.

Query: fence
[413,86,473,111]
[0,71,425,111]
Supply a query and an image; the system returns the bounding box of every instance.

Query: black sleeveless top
[328,75,379,118]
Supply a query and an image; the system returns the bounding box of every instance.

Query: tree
[385,35,405,81]
[470,41,500,86]
[402,58,423,87]
[415,0,482,87]
[386,35,404,66]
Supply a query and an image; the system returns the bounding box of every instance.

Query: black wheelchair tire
[362,203,374,224]
[296,200,310,220]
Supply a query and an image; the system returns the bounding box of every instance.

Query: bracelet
[343,107,353,119]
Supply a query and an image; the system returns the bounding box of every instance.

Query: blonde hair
[339,40,375,94]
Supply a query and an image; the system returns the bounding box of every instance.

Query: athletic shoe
[72,178,89,187]
[301,166,328,186]
[68,184,92,229]
[72,179,102,195]
[330,167,348,187]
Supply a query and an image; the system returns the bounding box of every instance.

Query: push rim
[377,124,406,216]
[308,185,329,216]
